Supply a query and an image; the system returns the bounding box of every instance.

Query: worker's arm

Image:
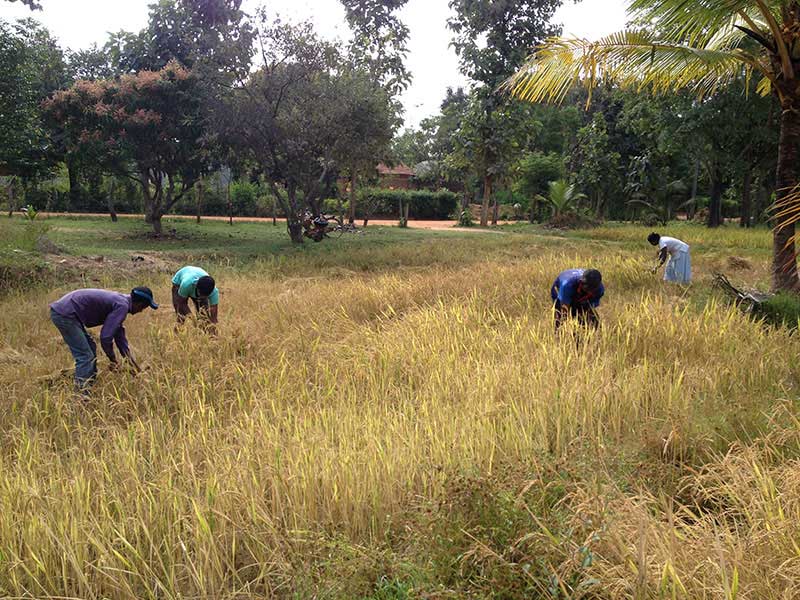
[99,305,129,364]
[652,247,668,273]
[657,246,668,265]
[174,295,192,323]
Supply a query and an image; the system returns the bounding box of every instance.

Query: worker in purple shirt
[49,287,158,391]
[550,269,604,331]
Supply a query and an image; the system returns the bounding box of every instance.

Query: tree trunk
[688,159,699,220]
[6,182,14,217]
[285,186,304,243]
[227,181,233,226]
[594,191,603,219]
[754,176,769,225]
[150,214,163,235]
[480,173,492,227]
[740,168,752,228]
[348,173,357,225]
[707,174,723,228]
[772,104,800,292]
[491,191,499,226]
[287,220,303,242]
[67,159,80,211]
[142,180,163,235]
[107,180,118,222]
[196,180,203,224]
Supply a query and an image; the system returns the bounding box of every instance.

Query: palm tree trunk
[772,105,800,292]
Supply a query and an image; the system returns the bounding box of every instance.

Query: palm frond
[769,185,800,248]
[627,0,767,47]
[506,30,758,106]
[629,0,792,78]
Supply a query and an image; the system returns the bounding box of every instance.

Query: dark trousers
[50,308,97,389]
[553,301,599,331]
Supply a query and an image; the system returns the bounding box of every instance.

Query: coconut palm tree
[536,179,587,218]
[508,0,800,292]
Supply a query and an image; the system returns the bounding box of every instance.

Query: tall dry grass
[0,236,798,598]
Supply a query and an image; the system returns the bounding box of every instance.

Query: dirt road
[38,212,508,232]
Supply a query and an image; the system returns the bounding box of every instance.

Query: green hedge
[357,188,459,220]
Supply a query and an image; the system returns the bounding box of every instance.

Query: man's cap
[197,275,215,297]
[131,286,159,309]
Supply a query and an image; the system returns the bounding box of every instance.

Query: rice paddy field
[1,217,799,599]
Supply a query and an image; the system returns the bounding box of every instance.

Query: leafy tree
[222,20,394,242]
[0,20,44,180]
[392,88,469,164]
[513,151,563,220]
[340,0,411,97]
[508,0,800,291]
[13,18,69,97]
[392,127,430,166]
[106,0,254,80]
[68,44,115,81]
[0,19,66,186]
[570,112,622,218]
[614,91,693,219]
[333,69,399,224]
[392,87,471,194]
[450,87,541,224]
[448,0,564,225]
[339,0,409,222]
[681,82,777,227]
[44,63,213,234]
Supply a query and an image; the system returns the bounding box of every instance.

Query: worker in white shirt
[648,232,691,283]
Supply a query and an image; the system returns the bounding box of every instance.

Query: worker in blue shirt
[550,269,604,331]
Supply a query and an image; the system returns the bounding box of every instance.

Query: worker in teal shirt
[171,266,219,330]
[550,268,604,331]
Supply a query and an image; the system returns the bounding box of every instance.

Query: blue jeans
[50,308,97,389]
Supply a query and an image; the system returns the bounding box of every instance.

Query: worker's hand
[650,265,658,274]
[109,361,120,372]
[124,355,142,374]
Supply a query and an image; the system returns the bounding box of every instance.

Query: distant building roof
[377,163,415,177]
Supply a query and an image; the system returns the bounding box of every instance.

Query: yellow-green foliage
[0,226,798,598]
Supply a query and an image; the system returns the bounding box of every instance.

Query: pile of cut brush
[712,272,771,315]
[713,272,800,330]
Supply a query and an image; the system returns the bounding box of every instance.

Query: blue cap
[131,286,159,309]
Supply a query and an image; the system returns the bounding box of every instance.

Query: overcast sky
[0,0,627,128]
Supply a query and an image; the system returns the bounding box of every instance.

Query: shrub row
[355,188,459,220]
